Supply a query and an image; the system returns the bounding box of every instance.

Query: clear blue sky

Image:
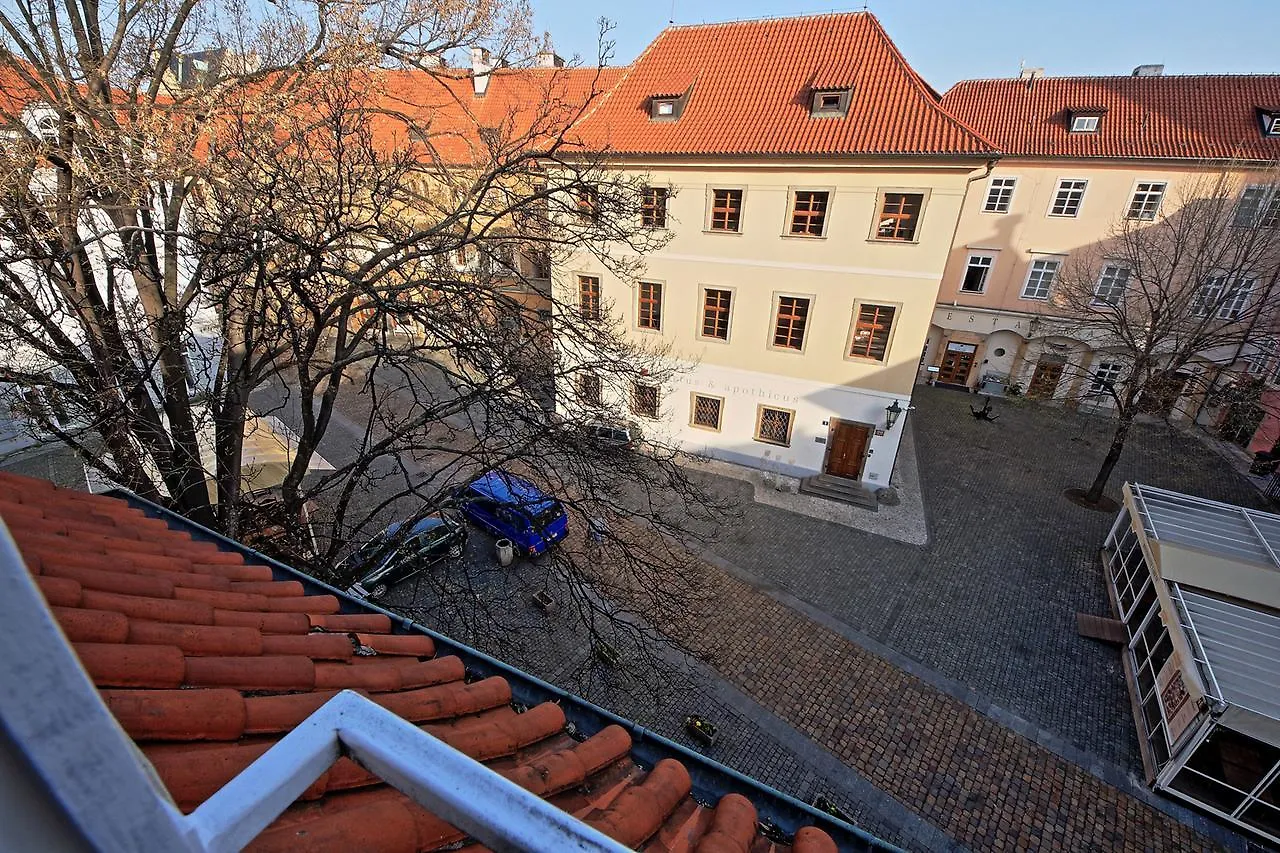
[530,0,1279,90]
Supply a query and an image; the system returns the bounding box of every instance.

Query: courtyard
[371,383,1271,851]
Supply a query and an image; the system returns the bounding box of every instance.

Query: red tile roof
[572,12,996,157]
[372,66,627,164]
[0,470,847,852]
[941,75,1280,161]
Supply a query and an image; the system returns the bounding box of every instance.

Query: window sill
[767,345,807,355]
[867,237,921,245]
[753,438,792,448]
[1046,213,1081,219]
[689,423,723,433]
[780,232,827,240]
[1019,295,1049,301]
[697,335,732,345]
[703,229,744,236]
[958,289,988,296]
[845,355,889,365]
[979,209,1012,215]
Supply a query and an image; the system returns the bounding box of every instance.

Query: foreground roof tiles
[0,470,841,852]
[573,12,995,157]
[942,74,1280,161]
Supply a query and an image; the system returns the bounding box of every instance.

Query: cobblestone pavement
[699,385,1270,774]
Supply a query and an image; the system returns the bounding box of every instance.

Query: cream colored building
[927,70,1280,421]
[559,13,996,493]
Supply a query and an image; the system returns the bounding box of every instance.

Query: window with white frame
[1093,264,1130,305]
[982,177,1016,213]
[1127,182,1167,220]
[960,254,994,293]
[1089,361,1123,395]
[1070,114,1101,133]
[1049,179,1088,217]
[1234,185,1280,229]
[1021,258,1060,300]
[1192,276,1254,320]
[1217,276,1254,320]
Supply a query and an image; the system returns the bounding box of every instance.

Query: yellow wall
[561,160,987,395]
[940,160,1271,313]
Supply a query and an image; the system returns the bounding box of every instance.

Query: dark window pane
[876,193,922,240]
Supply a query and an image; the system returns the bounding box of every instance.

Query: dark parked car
[452,470,568,557]
[343,513,467,600]
[585,419,643,448]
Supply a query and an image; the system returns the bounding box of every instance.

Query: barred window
[755,406,794,446]
[577,373,602,406]
[631,383,659,419]
[690,394,723,431]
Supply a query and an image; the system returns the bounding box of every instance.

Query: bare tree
[0,1,733,693]
[1044,166,1280,506]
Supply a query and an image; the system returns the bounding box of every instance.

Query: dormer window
[1069,109,1105,133]
[1259,108,1280,137]
[810,87,851,118]
[648,89,690,121]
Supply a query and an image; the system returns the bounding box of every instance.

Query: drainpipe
[928,158,998,385]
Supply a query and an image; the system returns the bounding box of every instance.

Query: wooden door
[937,344,976,385]
[825,421,871,480]
[1137,371,1190,418]
[1027,359,1065,399]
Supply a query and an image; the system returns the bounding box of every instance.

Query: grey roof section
[1130,482,1280,570]
[1173,584,1280,722]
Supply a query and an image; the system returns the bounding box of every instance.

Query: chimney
[1132,64,1165,77]
[536,50,564,68]
[471,47,492,96]
[1019,66,1044,81]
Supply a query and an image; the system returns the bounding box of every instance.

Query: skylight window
[810,88,851,118]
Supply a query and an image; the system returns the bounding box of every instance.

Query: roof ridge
[568,26,671,132]
[949,72,1280,86]
[861,13,1000,154]
[662,9,870,31]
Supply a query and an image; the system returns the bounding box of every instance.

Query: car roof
[381,516,446,539]
[468,470,557,511]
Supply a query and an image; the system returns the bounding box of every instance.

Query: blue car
[452,470,568,557]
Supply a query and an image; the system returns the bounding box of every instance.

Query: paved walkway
[690,419,929,545]
[698,386,1270,772]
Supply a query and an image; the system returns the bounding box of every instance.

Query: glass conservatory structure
[1104,483,1280,843]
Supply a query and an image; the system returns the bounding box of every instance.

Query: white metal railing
[0,517,630,853]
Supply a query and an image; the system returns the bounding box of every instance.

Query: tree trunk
[1087,414,1133,504]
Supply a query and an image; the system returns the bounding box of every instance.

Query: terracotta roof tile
[0,470,849,851]
[941,74,1280,161]
[574,12,994,157]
